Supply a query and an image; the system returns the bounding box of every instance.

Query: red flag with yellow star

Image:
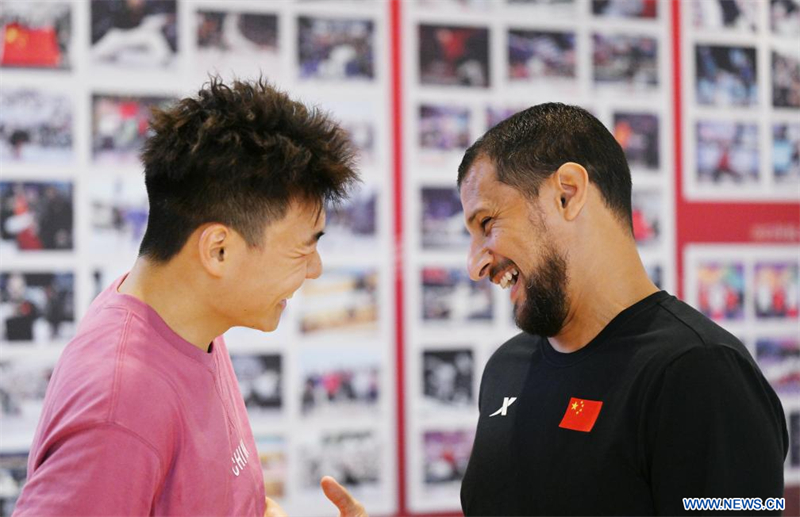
[2,22,62,68]
[559,397,603,432]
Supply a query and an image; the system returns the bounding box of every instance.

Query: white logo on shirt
[230,439,250,477]
[489,397,517,417]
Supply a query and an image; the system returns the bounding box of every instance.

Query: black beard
[514,245,569,337]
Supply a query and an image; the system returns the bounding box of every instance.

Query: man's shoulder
[45,305,186,447]
[484,332,541,374]
[476,332,541,412]
[646,294,751,363]
[55,304,134,386]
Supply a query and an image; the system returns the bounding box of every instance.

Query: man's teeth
[499,269,519,289]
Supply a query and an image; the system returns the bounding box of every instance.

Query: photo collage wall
[0,0,798,516]
[0,1,395,516]
[683,0,800,200]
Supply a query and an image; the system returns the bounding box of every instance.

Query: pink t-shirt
[13,276,266,516]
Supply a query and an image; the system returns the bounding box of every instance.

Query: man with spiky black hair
[14,79,367,517]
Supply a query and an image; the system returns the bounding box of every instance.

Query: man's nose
[468,241,491,282]
[307,250,323,279]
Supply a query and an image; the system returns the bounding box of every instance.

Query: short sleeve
[13,423,163,516]
[648,346,788,515]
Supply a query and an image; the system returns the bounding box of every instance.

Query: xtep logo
[489,397,517,417]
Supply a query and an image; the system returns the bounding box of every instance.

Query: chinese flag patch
[559,397,603,432]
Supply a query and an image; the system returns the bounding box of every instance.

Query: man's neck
[118,257,227,352]
[548,243,659,354]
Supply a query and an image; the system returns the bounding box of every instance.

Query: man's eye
[480,217,491,232]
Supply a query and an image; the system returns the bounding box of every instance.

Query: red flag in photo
[558,397,603,432]
[2,22,62,67]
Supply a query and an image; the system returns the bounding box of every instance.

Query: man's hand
[320,476,369,517]
[264,497,287,517]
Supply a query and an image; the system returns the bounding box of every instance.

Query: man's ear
[197,224,230,278]
[554,162,589,222]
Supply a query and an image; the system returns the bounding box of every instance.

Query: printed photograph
[88,176,148,259]
[755,337,800,395]
[423,429,474,487]
[506,0,577,17]
[419,24,490,88]
[771,0,800,37]
[695,45,758,107]
[297,16,374,81]
[0,452,28,517]
[613,111,659,172]
[319,184,377,254]
[507,29,576,85]
[230,353,282,416]
[299,268,378,335]
[419,104,471,153]
[421,267,493,324]
[692,0,758,32]
[696,120,759,185]
[0,272,74,343]
[300,431,380,489]
[773,123,800,184]
[0,2,70,69]
[0,181,73,253]
[592,33,658,91]
[255,435,287,499]
[772,49,800,109]
[486,106,524,131]
[91,0,177,68]
[631,189,661,248]
[0,357,57,441]
[592,0,658,19]
[196,10,279,80]
[422,349,474,411]
[695,262,745,322]
[754,261,799,319]
[420,188,470,251]
[0,88,72,164]
[300,347,380,418]
[92,94,176,164]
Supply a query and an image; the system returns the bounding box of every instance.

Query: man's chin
[245,317,280,333]
[513,301,562,337]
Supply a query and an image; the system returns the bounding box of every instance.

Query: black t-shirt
[461,291,788,516]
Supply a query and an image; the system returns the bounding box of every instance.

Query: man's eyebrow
[304,230,325,246]
[466,207,487,227]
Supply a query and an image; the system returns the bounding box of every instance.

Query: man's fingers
[264,496,288,517]
[320,476,369,517]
